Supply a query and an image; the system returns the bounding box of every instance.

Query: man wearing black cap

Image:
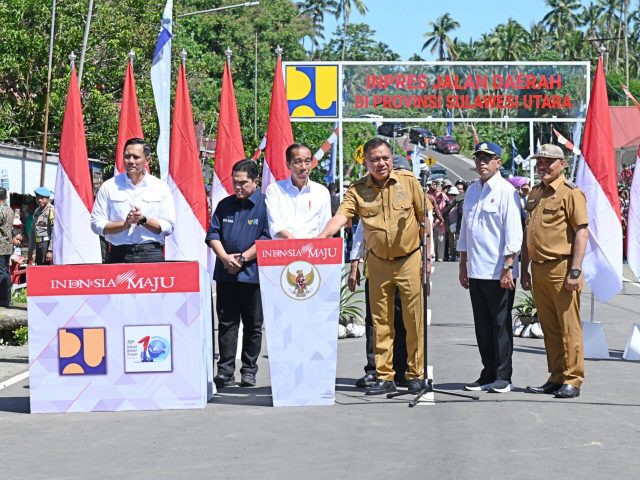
[457,141,523,393]
[29,186,54,265]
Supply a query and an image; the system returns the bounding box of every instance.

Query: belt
[371,247,420,262]
[532,255,570,265]
[110,242,163,253]
[35,236,50,244]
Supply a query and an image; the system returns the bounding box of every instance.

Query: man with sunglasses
[458,141,523,394]
[520,144,588,399]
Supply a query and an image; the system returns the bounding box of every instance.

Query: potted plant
[512,292,543,338]
[338,267,365,339]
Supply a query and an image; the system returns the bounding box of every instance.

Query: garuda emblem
[286,268,315,298]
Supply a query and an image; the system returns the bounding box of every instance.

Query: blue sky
[322,0,551,60]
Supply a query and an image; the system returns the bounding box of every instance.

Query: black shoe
[407,378,425,394]
[240,372,256,387]
[365,380,396,396]
[464,378,493,391]
[355,373,377,388]
[554,384,580,398]
[526,381,562,394]
[214,374,236,388]
[395,376,408,388]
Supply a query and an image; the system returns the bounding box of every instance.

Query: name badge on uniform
[223,218,234,223]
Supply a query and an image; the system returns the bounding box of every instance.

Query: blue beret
[34,187,52,197]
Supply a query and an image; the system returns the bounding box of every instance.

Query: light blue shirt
[457,173,523,280]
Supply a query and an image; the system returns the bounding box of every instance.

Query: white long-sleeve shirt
[265,176,332,239]
[91,173,175,246]
[457,173,523,280]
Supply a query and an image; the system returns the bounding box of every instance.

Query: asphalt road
[1,261,639,479]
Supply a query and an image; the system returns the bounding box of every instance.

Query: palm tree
[542,0,582,35]
[579,2,604,40]
[422,13,460,60]
[488,19,531,61]
[298,0,337,59]
[333,0,368,61]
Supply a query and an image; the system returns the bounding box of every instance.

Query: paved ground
[1,261,639,479]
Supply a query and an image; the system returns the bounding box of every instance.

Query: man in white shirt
[457,141,523,394]
[265,143,332,239]
[91,138,175,263]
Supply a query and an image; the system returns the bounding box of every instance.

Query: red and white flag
[262,50,293,190]
[53,64,101,264]
[165,59,214,272]
[211,55,245,214]
[115,57,144,174]
[575,57,623,302]
[552,128,581,156]
[621,85,640,278]
[628,147,640,278]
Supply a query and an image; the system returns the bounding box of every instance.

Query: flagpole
[529,120,534,184]
[40,0,57,188]
[78,0,94,86]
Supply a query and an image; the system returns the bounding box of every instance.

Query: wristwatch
[569,268,582,279]
[502,261,514,270]
[238,254,246,265]
[137,216,148,226]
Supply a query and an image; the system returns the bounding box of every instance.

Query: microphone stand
[387,163,479,406]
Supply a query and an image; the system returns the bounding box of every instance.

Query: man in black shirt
[206,159,270,388]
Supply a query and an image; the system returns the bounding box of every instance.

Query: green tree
[297,0,336,59]
[542,0,582,35]
[332,0,368,61]
[422,13,460,60]
[317,23,399,61]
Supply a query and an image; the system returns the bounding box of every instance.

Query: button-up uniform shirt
[29,203,54,252]
[91,173,175,246]
[0,204,14,256]
[525,174,588,263]
[337,170,425,260]
[265,177,332,239]
[458,173,523,280]
[205,190,270,284]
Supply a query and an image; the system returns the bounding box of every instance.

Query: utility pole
[40,0,57,188]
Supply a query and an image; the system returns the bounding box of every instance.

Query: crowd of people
[9,136,621,401]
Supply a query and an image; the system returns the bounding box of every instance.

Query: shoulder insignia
[564,180,577,189]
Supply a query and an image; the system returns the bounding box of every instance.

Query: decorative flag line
[552,128,582,156]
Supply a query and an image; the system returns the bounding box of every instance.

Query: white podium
[257,238,342,407]
[28,261,214,413]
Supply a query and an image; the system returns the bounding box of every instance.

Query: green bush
[12,326,28,346]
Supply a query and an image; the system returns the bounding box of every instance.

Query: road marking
[622,277,640,288]
[0,370,29,391]
[509,441,602,453]
[452,153,475,167]
[437,163,464,181]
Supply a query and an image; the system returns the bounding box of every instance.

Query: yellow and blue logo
[58,327,107,375]
[286,65,338,118]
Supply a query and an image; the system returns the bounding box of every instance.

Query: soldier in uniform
[0,187,14,307]
[28,186,54,265]
[520,144,588,399]
[319,138,428,396]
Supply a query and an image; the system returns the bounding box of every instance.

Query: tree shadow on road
[0,396,29,414]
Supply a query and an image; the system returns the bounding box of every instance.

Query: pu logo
[286,65,338,118]
[58,327,107,375]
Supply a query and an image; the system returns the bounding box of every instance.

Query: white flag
[151,0,173,181]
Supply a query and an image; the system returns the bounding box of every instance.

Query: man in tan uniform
[520,144,588,399]
[319,138,427,395]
